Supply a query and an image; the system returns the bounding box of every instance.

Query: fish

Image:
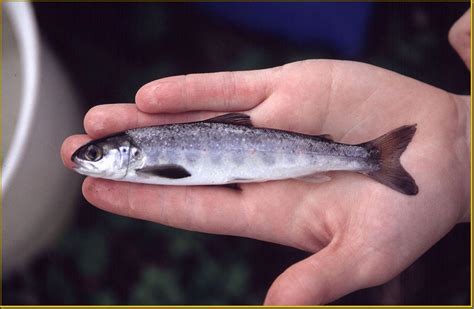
[71,113,418,195]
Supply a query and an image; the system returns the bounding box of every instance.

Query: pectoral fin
[136,164,191,179]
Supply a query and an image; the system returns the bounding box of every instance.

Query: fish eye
[84,145,103,161]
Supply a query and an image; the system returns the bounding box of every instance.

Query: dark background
[3,2,470,305]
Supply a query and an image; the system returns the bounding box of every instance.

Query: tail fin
[363,125,418,195]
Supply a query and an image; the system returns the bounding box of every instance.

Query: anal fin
[221,183,242,191]
[294,173,331,184]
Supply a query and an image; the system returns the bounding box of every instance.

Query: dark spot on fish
[232,150,245,165]
[136,164,191,179]
[165,149,179,163]
[286,154,296,164]
[260,152,276,165]
[185,150,200,164]
[210,151,222,165]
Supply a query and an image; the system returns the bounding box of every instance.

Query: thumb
[264,244,366,305]
[448,9,470,70]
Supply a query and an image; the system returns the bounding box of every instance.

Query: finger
[448,9,470,69]
[135,68,277,113]
[264,243,365,305]
[61,134,91,169]
[84,103,187,138]
[82,177,251,236]
[84,103,221,138]
[81,177,332,246]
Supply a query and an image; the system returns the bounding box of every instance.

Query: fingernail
[153,83,162,92]
[152,83,167,106]
[154,82,170,95]
[150,84,163,104]
[150,82,177,110]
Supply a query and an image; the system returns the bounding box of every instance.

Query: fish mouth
[71,154,80,170]
[72,162,91,176]
[70,149,81,168]
[70,146,83,164]
[73,166,92,176]
[71,157,100,177]
[71,154,82,169]
[73,165,103,177]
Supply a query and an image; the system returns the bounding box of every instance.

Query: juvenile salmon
[71,113,418,195]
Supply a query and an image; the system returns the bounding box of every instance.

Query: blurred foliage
[3,2,470,305]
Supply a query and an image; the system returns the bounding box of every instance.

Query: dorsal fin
[313,134,334,142]
[205,113,253,127]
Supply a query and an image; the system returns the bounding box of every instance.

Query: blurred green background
[3,2,470,305]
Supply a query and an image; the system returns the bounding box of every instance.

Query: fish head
[71,134,133,179]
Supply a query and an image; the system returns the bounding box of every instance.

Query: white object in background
[2,2,83,274]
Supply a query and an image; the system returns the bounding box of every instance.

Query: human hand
[61,58,469,304]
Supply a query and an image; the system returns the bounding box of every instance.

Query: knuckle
[221,71,237,108]
[180,74,191,111]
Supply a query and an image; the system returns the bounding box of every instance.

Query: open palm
[62,60,469,304]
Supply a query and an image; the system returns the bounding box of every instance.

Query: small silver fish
[71,113,418,195]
